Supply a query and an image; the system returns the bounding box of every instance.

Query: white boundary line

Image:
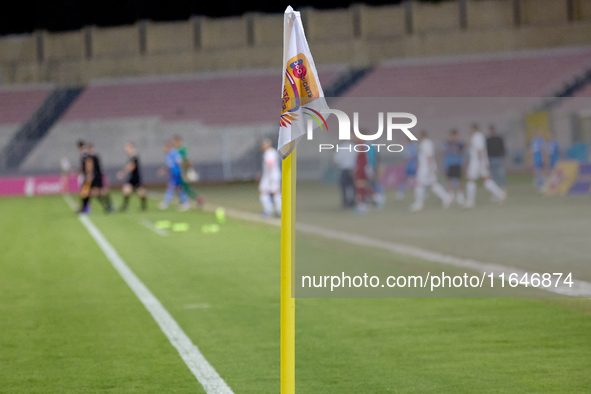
[63,193,79,210]
[294,223,591,297]
[192,200,591,298]
[63,195,233,394]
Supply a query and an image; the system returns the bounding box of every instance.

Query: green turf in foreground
[1,195,590,393]
[0,196,202,393]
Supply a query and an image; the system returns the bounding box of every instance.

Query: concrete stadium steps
[61,68,343,124]
[0,125,19,154]
[0,86,53,124]
[345,48,591,98]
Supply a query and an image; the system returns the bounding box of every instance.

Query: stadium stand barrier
[1,0,591,85]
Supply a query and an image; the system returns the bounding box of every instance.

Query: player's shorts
[127,176,142,189]
[446,165,462,179]
[91,175,103,189]
[467,162,490,180]
[405,165,416,177]
[259,177,280,194]
[169,175,183,188]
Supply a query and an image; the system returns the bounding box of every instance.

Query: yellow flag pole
[280,146,296,394]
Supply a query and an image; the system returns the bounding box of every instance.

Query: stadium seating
[21,67,343,174]
[333,48,591,161]
[0,87,53,124]
[0,86,53,155]
[61,68,343,124]
[0,125,19,154]
[345,48,591,98]
[17,49,591,177]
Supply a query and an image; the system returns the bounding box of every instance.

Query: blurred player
[87,143,114,213]
[464,124,506,208]
[530,129,546,191]
[77,140,91,213]
[396,140,417,200]
[60,157,71,194]
[486,125,507,189]
[158,141,190,211]
[259,138,281,217]
[354,143,373,214]
[172,135,204,207]
[368,143,385,209]
[410,131,452,212]
[442,129,465,205]
[117,142,146,212]
[78,154,95,213]
[333,140,356,208]
[547,132,560,170]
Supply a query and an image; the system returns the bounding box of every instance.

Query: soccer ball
[186,169,199,182]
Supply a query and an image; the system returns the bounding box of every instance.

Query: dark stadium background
[0,0,426,35]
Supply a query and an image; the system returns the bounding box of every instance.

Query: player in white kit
[464,124,506,208]
[410,131,453,212]
[259,138,281,217]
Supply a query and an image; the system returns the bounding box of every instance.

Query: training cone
[155,220,172,229]
[201,224,220,233]
[172,223,190,232]
[215,207,226,223]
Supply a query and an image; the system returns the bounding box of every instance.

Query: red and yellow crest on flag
[280,54,321,127]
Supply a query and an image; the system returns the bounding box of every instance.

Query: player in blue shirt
[530,130,546,191]
[547,133,560,170]
[396,141,417,200]
[442,129,465,205]
[158,141,190,210]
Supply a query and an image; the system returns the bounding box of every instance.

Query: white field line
[294,223,591,297]
[181,196,591,298]
[140,218,169,236]
[63,193,79,210]
[63,195,233,394]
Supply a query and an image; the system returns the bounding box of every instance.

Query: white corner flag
[278,6,329,159]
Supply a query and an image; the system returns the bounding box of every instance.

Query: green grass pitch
[0,179,590,392]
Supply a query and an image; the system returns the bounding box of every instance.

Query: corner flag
[279,6,328,394]
[279,6,329,158]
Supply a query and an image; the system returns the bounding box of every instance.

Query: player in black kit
[117,142,147,211]
[87,143,114,213]
[78,140,94,213]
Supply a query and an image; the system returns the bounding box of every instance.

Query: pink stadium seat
[573,83,591,98]
[62,70,339,125]
[0,88,52,125]
[344,50,591,98]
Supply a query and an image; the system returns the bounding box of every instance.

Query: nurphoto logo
[305,109,418,153]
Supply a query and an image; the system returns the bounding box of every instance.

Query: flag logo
[290,59,307,79]
[303,106,328,131]
[281,53,321,126]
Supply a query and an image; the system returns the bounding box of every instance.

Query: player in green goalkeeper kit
[172,135,204,207]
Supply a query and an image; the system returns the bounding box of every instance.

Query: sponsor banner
[0,174,79,196]
[544,161,591,196]
[543,160,580,196]
[568,163,591,196]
